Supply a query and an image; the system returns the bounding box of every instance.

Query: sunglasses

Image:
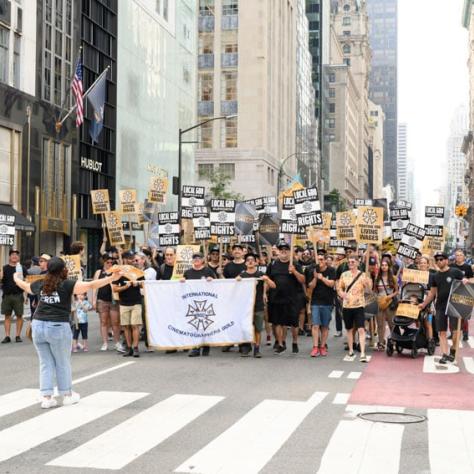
[435,257,445,262]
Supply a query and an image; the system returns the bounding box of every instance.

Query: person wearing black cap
[208,246,221,278]
[1,249,27,343]
[266,242,306,354]
[223,244,247,278]
[13,257,123,408]
[182,252,215,357]
[419,252,467,364]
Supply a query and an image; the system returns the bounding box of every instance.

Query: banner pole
[128,214,133,248]
[290,235,295,263]
[454,316,462,363]
[218,240,223,272]
[203,240,209,265]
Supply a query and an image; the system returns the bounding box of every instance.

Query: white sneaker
[115,342,126,353]
[76,343,83,350]
[63,391,80,406]
[100,343,108,351]
[41,397,58,409]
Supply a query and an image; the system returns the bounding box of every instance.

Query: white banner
[145,279,255,349]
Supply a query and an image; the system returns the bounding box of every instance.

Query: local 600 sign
[0,214,15,246]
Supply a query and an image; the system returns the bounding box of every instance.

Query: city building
[116,0,197,207]
[195,0,297,198]
[397,123,407,200]
[366,0,398,194]
[447,105,468,245]
[323,0,371,205]
[368,100,384,198]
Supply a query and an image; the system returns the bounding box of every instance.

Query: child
[72,293,92,352]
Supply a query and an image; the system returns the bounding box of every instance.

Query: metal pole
[26,105,31,220]
[178,128,182,217]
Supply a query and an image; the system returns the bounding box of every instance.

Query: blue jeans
[32,320,72,396]
[311,305,333,327]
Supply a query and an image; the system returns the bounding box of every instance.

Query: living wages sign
[145,279,255,349]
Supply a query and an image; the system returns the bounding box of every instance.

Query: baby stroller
[386,283,436,358]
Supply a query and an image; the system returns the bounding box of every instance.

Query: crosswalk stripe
[317,405,405,473]
[47,394,224,470]
[0,389,39,419]
[328,370,344,378]
[0,391,148,463]
[332,393,350,405]
[347,371,361,379]
[428,409,474,474]
[468,336,474,349]
[175,391,328,474]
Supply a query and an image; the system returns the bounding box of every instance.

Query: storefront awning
[0,204,35,232]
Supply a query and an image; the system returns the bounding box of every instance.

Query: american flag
[71,58,83,127]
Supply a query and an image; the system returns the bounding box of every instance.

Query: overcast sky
[398,0,469,216]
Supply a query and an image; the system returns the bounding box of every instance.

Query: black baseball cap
[122,251,135,259]
[232,243,244,250]
[192,252,204,259]
[245,253,259,262]
[210,246,219,253]
[434,252,448,259]
[317,249,327,255]
[47,256,66,274]
[294,246,304,253]
[9,249,20,255]
[277,242,291,250]
[222,253,233,260]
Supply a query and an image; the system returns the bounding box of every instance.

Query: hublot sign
[81,157,103,172]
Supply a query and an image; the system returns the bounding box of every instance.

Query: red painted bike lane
[349,323,474,410]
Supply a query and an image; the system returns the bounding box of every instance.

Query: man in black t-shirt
[182,252,214,357]
[223,244,246,278]
[1,249,27,343]
[450,249,473,341]
[207,246,221,278]
[420,252,466,364]
[158,247,175,281]
[266,242,306,354]
[307,254,336,357]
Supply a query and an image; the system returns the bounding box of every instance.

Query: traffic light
[455,204,468,217]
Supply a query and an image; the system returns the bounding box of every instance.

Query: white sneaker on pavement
[41,397,58,409]
[115,342,126,353]
[100,343,108,351]
[63,391,80,406]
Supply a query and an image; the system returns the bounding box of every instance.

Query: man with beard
[266,242,305,354]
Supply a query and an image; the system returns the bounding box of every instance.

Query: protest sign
[421,235,445,255]
[397,223,426,260]
[280,197,305,234]
[145,279,255,349]
[390,207,410,241]
[181,186,205,219]
[258,214,280,246]
[330,213,347,248]
[354,198,373,208]
[336,211,356,241]
[235,202,257,237]
[402,268,430,285]
[135,203,146,225]
[293,187,323,227]
[424,206,444,238]
[446,281,474,320]
[148,176,168,204]
[90,189,110,214]
[356,206,384,245]
[395,303,420,320]
[210,199,236,236]
[192,206,211,241]
[118,189,137,214]
[61,255,82,281]
[110,264,145,281]
[245,196,278,216]
[171,245,201,280]
[0,213,15,246]
[104,211,125,246]
[158,212,180,246]
[148,223,160,248]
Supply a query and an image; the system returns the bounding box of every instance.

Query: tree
[327,188,347,212]
[200,168,245,201]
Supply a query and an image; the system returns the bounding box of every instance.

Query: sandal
[377,343,385,351]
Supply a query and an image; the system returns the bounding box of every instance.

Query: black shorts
[343,307,365,330]
[435,306,461,333]
[268,302,299,327]
[295,293,307,313]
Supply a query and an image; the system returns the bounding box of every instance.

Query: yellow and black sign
[104,211,125,246]
[119,189,137,215]
[90,189,111,214]
[356,206,383,245]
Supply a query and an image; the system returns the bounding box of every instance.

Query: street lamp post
[177,114,237,216]
[276,151,310,197]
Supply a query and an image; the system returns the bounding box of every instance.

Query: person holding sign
[419,252,468,364]
[337,255,373,362]
[13,257,123,409]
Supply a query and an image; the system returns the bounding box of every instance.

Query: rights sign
[397,223,426,260]
[210,199,236,236]
[181,186,205,219]
[192,206,211,241]
[158,212,180,246]
[280,197,305,235]
[0,214,15,246]
[292,187,322,227]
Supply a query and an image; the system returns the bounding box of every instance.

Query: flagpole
[57,46,83,124]
[57,65,110,127]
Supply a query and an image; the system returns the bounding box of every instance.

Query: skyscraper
[366,0,398,194]
[397,123,407,200]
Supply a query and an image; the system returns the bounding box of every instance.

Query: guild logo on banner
[408,237,417,246]
[198,217,206,227]
[186,300,216,331]
[340,214,351,226]
[122,191,133,202]
[95,191,106,203]
[290,209,297,221]
[188,197,197,206]
[263,205,272,214]
[363,208,377,225]
[395,219,404,229]
[430,217,437,225]
[0,224,8,234]
[181,247,194,261]
[303,201,312,212]
[218,211,228,223]
[164,223,173,233]
[64,258,76,274]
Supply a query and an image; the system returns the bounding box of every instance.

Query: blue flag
[87,71,107,144]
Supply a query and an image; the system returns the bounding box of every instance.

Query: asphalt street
[0,317,473,474]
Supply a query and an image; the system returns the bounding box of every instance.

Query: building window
[343,44,351,54]
[343,58,351,66]
[16,7,23,32]
[328,72,335,83]
[199,0,215,16]
[0,126,21,206]
[221,31,237,53]
[221,71,237,100]
[222,0,238,16]
[13,33,20,88]
[199,72,214,101]
[326,118,335,129]
[199,34,214,54]
[198,163,214,177]
[198,122,213,149]
[342,16,351,26]
[163,0,168,21]
[221,117,237,148]
[329,88,335,98]
[219,163,235,179]
[343,4,350,11]
[0,26,9,83]
[329,103,335,113]
[343,30,351,36]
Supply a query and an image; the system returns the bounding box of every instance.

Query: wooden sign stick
[290,235,295,263]
[453,317,462,363]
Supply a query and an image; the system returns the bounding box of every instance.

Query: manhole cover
[357,412,427,424]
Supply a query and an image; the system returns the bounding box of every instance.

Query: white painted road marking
[72,361,135,385]
[428,409,474,474]
[175,391,328,474]
[332,393,350,405]
[317,406,405,473]
[0,391,148,463]
[48,394,224,470]
[328,370,344,378]
[423,355,460,374]
[347,371,361,379]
